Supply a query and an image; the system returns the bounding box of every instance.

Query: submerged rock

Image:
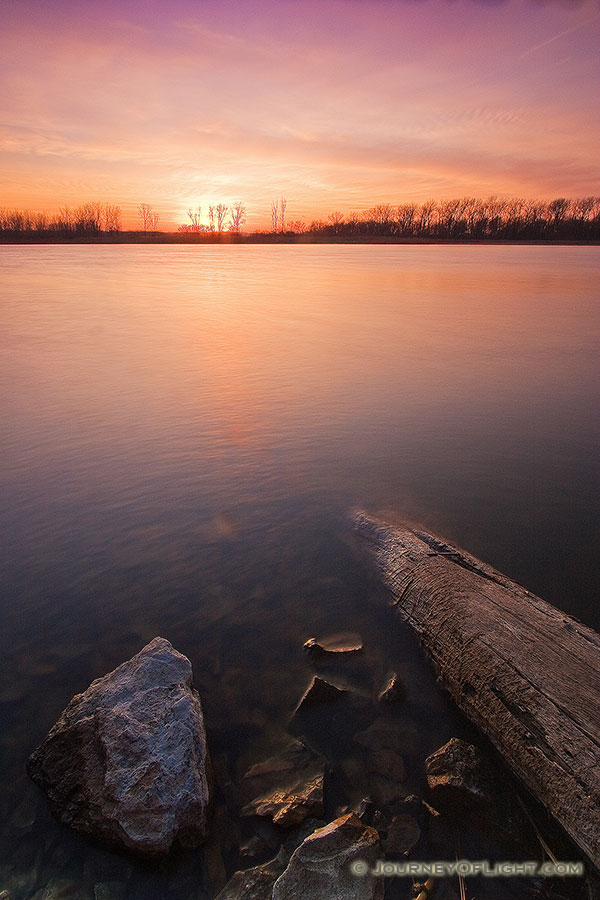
[27,637,212,856]
[94,884,126,900]
[217,818,325,900]
[425,737,532,848]
[354,717,407,807]
[382,812,421,855]
[240,739,325,827]
[239,834,273,865]
[303,633,363,658]
[294,676,346,713]
[272,813,383,900]
[214,856,286,900]
[377,672,405,704]
[354,717,415,756]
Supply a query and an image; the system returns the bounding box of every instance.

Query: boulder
[27,637,212,856]
[272,813,383,900]
[240,739,325,827]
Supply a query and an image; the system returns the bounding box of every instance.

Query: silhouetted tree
[327,212,345,234]
[287,219,307,234]
[138,203,155,232]
[270,198,287,233]
[366,204,395,234]
[396,203,417,236]
[103,204,122,232]
[2,195,600,242]
[279,198,287,233]
[229,202,247,233]
[270,201,279,233]
[187,207,203,232]
[215,203,229,232]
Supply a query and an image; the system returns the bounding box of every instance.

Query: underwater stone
[240,739,325,827]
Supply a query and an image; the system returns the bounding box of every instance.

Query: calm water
[1,245,599,899]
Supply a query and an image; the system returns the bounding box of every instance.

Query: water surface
[1,245,598,898]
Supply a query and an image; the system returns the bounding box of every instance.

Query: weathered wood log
[353,511,600,870]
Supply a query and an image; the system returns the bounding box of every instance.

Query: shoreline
[1,232,598,246]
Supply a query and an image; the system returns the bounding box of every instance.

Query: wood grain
[353,511,600,870]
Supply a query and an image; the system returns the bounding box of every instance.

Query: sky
[0,0,598,230]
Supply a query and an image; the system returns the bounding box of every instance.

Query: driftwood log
[353,511,600,870]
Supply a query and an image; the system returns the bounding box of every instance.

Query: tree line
[1,196,599,240]
[298,197,600,240]
[0,201,123,236]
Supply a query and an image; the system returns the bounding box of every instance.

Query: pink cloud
[0,0,598,228]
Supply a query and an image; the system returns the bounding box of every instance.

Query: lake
[1,244,599,899]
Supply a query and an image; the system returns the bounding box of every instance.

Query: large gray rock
[272,813,383,900]
[27,637,212,856]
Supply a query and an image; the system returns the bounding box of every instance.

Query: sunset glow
[1,0,598,230]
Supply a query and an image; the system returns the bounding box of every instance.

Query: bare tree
[187,207,203,232]
[366,204,395,231]
[573,196,599,224]
[229,202,247,233]
[279,197,287,233]
[271,201,279,233]
[32,211,49,232]
[103,204,122,232]
[208,206,216,232]
[418,199,437,235]
[138,203,154,232]
[270,198,287,233]
[57,206,75,232]
[287,219,307,234]
[327,211,345,234]
[72,202,103,233]
[396,203,416,236]
[149,211,160,232]
[548,198,570,226]
[215,203,229,232]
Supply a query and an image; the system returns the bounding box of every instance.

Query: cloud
[0,0,597,226]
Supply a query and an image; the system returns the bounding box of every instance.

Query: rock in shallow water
[272,813,383,900]
[27,637,212,856]
[293,676,346,713]
[240,739,325,827]
[425,737,532,849]
[303,633,363,658]
[377,672,405,704]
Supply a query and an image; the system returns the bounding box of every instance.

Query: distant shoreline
[1,232,598,246]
